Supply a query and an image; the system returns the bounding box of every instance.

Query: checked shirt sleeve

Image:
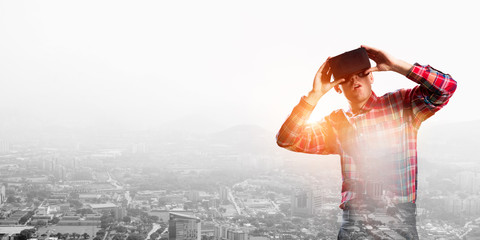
[276,97,339,155]
[405,63,457,128]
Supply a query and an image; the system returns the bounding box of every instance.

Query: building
[132,143,147,154]
[168,212,201,240]
[444,195,463,215]
[457,171,480,194]
[0,140,10,153]
[227,230,248,240]
[463,197,480,215]
[220,187,229,203]
[291,188,322,217]
[0,184,6,204]
[149,209,194,222]
[214,223,250,240]
[186,191,200,202]
[365,181,383,198]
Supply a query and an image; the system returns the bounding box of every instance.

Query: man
[276,45,457,239]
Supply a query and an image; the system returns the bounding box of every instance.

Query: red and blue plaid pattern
[277,63,457,208]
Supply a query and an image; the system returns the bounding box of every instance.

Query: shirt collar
[347,91,378,115]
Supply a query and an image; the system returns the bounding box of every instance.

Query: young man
[276,45,457,239]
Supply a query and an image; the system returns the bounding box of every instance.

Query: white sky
[0,0,477,132]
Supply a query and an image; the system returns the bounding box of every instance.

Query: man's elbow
[276,132,295,150]
[432,77,457,105]
[443,76,457,97]
[275,133,287,148]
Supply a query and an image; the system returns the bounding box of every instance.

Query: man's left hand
[362,45,413,76]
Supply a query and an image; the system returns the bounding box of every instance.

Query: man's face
[337,72,374,104]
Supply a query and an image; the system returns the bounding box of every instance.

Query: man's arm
[362,45,457,126]
[276,98,339,154]
[276,59,344,154]
[405,64,457,127]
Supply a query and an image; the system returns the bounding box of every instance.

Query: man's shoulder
[379,88,409,99]
[378,88,414,105]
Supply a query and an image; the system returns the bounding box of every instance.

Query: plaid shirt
[277,63,457,208]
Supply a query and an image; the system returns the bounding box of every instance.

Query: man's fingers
[332,78,346,86]
[316,57,332,81]
[361,45,381,59]
[316,58,329,76]
[361,44,379,54]
[364,66,379,74]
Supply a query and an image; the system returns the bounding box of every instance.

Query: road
[227,188,241,215]
[458,216,480,239]
[106,172,123,190]
[145,223,161,240]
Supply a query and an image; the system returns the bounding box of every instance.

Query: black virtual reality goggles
[329,47,371,80]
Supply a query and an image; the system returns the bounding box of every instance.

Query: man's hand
[362,45,413,76]
[305,58,345,106]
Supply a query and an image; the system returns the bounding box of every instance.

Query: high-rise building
[227,230,248,240]
[463,197,480,215]
[457,171,478,193]
[186,191,200,202]
[0,184,6,204]
[0,140,10,153]
[220,187,229,203]
[291,188,322,216]
[444,195,463,215]
[169,212,201,240]
[365,181,383,198]
[214,224,250,240]
[132,143,147,154]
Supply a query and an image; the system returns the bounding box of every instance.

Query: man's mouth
[353,84,362,90]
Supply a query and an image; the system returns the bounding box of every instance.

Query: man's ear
[369,72,374,84]
[334,85,342,94]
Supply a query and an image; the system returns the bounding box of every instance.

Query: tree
[96,230,105,237]
[267,192,276,201]
[112,235,123,240]
[126,233,144,240]
[148,215,159,223]
[82,233,90,239]
[7,195,17,203]
[36,220,47,227]
[69,199,83,209]
[116,226,127,233]
[123,216,131,223]
[77,208,94,216]
[150,232,159,240]
[19,211,35,225]
[19,229,36,240]
[101,215,115,229]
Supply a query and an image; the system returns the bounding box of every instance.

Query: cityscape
[1,1,479,239]
[0,121,479,240]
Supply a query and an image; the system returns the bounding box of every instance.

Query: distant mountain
[150,114,228,143]
[205,119,480,161]
[209,124,277,154]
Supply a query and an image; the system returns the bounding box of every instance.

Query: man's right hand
[305,58,346,106]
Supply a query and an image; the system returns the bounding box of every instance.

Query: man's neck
[349,91,373,114]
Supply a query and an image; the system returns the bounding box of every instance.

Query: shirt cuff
[406,63,423,84]
[299,96,316,111]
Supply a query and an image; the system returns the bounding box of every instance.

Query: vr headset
[329,47,371,80]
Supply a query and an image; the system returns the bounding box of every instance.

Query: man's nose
[347,73,358,83]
